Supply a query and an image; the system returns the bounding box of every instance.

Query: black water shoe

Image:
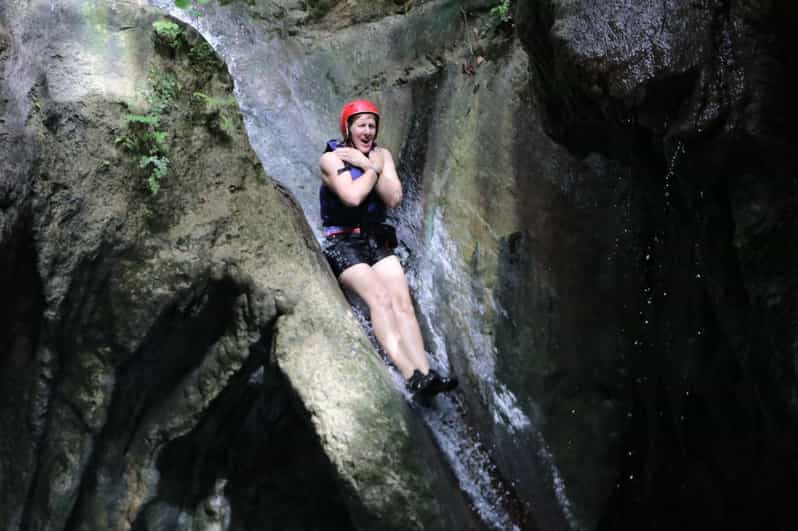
[423,369,458,395]
[406,369,458,397]
[406,370,428,394]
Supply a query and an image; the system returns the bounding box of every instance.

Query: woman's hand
[368,149,385,176]
[335,147,383,175]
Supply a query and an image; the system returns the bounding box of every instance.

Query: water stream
[147,2,558,529]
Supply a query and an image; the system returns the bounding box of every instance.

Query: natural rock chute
[0,2,477,530]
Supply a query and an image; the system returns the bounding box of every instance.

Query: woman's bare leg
[338,263,420,379]
[372,256,430,374]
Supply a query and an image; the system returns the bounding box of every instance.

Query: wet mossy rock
[135,1,626,530]
[516,1,798,530]
[0,2,475,531]
[4,0,798,530]
[185,0,798,530]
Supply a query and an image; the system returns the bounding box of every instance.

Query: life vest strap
[325,226,361,238]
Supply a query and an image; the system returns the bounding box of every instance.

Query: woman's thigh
[371,255,413,308]
[338,263,389,308]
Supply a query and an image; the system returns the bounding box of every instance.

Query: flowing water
[147,2,576,529]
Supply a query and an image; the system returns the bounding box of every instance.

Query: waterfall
[146,2,574,529]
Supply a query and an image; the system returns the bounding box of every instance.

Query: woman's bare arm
[319,149,381,207]
[374,148,402,208]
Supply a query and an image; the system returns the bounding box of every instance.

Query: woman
[319,99,457,397]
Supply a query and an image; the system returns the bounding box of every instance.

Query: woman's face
[349,113,377,152]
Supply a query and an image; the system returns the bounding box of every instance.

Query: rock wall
[149,1,589,527]
[517,0,798,529]
[0,2,477,530]
[213,0,798,529]
[138,0,704,529]
[3,0,797,530]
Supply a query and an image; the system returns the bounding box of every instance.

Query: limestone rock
[0,2,475,530]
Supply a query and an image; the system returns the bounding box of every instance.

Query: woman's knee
[392,293,416,317]
[367,285,394,313]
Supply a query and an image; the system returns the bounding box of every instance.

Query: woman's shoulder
[320,150,340,163]
[319,151,342,175]
[374,146,393,158]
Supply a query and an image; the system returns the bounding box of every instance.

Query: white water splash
[536,433,582,531]
[352,303,520,531]
[412,210,532,434]
[412,209,582,531]
[419,394,522,531]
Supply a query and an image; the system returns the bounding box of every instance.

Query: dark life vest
[319,139,386,227]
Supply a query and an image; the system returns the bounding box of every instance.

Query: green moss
[124,113,159,125]
[490,0,513,24]
[116,66,180,195]
[188,41,223,72]
[192,91,240,138]
[152,19,183,49]
[175,0,212,8]
[305,0,335,19]
[116,115,171,196]
[139,155,170,195]
[119,18,239,196]
[192,92,236,109]
[148,68,179,112]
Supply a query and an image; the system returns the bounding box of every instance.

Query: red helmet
[340,99,380,140]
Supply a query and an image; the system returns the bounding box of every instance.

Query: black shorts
[323,224,398,277]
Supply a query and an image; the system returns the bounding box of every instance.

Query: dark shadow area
[131,344,357,531]
[0,222,45,529]
[514,2,798,529]
[57,274,268,530]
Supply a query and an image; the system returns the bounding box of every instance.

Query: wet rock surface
[147,0,581,527]
[144,0,798,529]
[0,2,477,530]
[517,0,798,529]
[3,0,798,530]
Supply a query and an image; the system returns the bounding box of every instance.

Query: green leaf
[174,0,190,8]
[125,113,159,125]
